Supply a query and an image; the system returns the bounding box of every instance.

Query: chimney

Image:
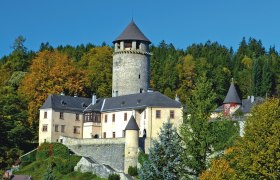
[175,94,180,102]
[92,94,97,104]
[251,96,254,103]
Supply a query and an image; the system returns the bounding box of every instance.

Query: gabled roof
[223,82,241,104]
[84,91,181,113]
[40,94,91,113]
[125,115,139,130]
[239,97,264,113]
[113,21,151,44]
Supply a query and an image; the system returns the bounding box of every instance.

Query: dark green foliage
[139,122,183,180]
[36,143,70,160]
[128,166,138,176]
[43,166,57,180]
[180,74,217,178]
[20,149,37,166]
[108,173,120,180]
[138,151,148,166]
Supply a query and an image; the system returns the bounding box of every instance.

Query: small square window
[170,110,175,119]
[59,112,64,119]
[156,110,161,119]
[44,112,47,119]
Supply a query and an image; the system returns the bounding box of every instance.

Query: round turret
[112,21,151,97]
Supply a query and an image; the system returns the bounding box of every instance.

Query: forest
[0,35,280,174]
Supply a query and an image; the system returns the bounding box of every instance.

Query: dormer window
[136,41,140,49]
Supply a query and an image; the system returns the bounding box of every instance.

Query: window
[44,112,47,119]
[124,113,127,121]
[59,112,64,119]
[112,114,115,122]
[144,110,146,119]
[61,125,65,133]
[156,110,161,119]
[123,130,126,137]
[42,125,48,132]
[113,132,116,138]
[105,115,108,123]
[103,132,106,138]
[55,125,59,132]
[136,41,140,49]
[73,126,80,134]
[139,74,141,79]
[170,110,175,119]
[140,88,143,93]
[76,114,79,121]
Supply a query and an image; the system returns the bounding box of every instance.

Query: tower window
[140,88,143,93]
[139,74,140,79]
[124,41,132,49]
[136,41,140,49]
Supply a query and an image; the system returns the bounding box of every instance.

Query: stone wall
[61,136,125,171]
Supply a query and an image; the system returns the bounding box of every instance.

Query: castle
[38,21,183,174]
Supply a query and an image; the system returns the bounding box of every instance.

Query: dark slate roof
[239,96,264,114]
[223,82,242,104]
[40,94,91,112]
[125,115,139,130]
[84,91,181,113]
[113,21,151,44]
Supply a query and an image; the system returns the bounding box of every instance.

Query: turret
[112,21,151,97]
[124,115,139,173]
[223,79,241,116]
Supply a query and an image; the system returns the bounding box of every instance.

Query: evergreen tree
[252,57,262,96]
[261,58,272,96]
[139,122,183,180]
[180,74,217,178]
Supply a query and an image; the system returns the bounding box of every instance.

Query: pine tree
[261,58,272,96]
[139,122,183,180]
[252,57,262,96]
[180,74,217,178]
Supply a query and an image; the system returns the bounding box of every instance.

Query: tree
[261,58,272,96]
[79,46,112,97]
[232,98,280,179]
[199,158,237,180]
[139,122,183,180]
[19,50,86,135]
[252,57,262,96]
[43,166,57,180]
[180,74,217,178]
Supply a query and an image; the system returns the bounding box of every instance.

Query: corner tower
[112,21,151,97]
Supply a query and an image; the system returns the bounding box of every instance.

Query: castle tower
[112,21,151,97]
[124,115,139,173]
[223,79,242,116]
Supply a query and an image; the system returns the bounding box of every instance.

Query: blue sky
[1,0,280,57]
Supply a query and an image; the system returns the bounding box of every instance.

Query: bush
[36,143,70,161]
[138,150,148,166]
[128,166,138,176]
[108,173,120,180]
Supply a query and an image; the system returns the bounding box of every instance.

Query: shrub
[108,173,120,180]
[36,143,70,161]
[128,166,138,176]
[138,150,148,166]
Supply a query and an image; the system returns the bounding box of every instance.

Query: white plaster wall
[102,110,134,138]
[39,108,53,144]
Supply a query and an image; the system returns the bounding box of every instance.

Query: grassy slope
[15,155,105,180]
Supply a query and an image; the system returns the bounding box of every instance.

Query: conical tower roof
[125,115,140,130]
[113,21,151,44]
[223,81,241,104]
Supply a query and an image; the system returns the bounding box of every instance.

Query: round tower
[112,21,151,97]
[223,79,242,116]
[124,115,139,173]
